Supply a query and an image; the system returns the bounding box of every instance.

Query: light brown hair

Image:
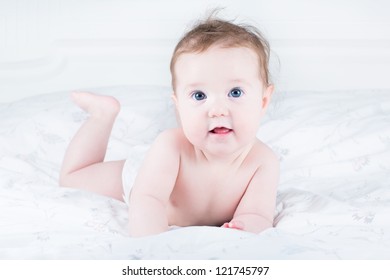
[170,16,271,90]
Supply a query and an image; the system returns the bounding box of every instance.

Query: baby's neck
[195,141,255,167]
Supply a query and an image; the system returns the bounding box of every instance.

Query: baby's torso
[166,139,262,227]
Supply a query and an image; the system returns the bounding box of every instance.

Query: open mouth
[209,127,233,134]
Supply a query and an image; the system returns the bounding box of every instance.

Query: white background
[1,0,390,102]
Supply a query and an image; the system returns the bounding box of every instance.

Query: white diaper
[121,145,149,205]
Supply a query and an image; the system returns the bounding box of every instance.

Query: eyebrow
[183,83,205,92]
[181,79,252,93]
[229,79,251,86]
[185,79,249,87]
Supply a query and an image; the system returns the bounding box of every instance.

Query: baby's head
[169,16,274,157]
[170,16,271,91]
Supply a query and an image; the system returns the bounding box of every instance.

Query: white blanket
[0,86,389,259]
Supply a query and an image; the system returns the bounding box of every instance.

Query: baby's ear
[261,84,274,110]
[171,93,182,126]
[171,93,178,108]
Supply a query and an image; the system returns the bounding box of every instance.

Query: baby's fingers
[221,221,244,230]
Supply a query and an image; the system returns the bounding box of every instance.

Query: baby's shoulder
[154,128,187,150]
[145,128,184,163]
[251,139,279,166]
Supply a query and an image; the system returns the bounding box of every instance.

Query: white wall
[1,0,389,102]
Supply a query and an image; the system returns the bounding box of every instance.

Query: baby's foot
[71,91,120,119]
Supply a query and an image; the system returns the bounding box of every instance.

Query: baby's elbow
[249,215,274,234]
[257,219,274,233]
[58,172,73,188]
[58,175,68,188]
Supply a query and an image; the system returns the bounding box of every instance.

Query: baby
[59,16,279,237]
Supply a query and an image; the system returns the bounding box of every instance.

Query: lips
[210,127,233,134]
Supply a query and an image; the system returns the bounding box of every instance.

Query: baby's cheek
[236,122,259,142]
[183,118,204,136]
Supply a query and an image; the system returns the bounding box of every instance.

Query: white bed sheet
[0,85,389,259]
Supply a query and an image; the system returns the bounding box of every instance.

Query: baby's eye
[191,91,207,101]
[228,88,243,98]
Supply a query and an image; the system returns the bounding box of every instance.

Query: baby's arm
[225,149,279,233]
[128,130,180,237]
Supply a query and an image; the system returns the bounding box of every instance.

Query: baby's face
[172,46,273,157]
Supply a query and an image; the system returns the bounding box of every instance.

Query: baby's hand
[221,221,244,230]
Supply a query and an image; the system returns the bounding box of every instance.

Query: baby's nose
[208,102,229,118]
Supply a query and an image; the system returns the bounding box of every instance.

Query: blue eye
[228,88,243,98]
[191,91,207,101]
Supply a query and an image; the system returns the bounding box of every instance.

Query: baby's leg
[59,92,125,201]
